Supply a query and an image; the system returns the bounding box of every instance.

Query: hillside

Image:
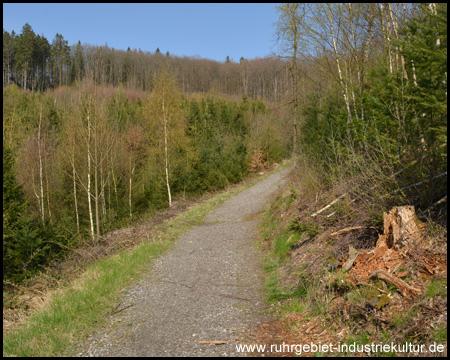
[3,3,447,357]
[249,161,447,356]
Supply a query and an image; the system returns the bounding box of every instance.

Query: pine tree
[15,23,36,89]
[51,33,70,86]
[3,29,16,87]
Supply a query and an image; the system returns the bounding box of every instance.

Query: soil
[75,167,291,356]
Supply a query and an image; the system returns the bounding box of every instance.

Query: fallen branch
[109,304,134,316]
[311,193,347,217]
[391,172,447,195]
[198,341,227,345]
[369,270,421,297]
[330,226,377,237]
[425,195,447,213]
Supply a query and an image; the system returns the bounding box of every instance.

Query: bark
[129,157,135,219]
[94,120,100,237]
[72,152,80,233]
[327,4,352,124]
[86,110,95,241]
[370,270,421,297]
[379,4,393,74]
[44,133,52,222]
[162,98,172,207]
[388,3,408,81]
[37,108,45,223]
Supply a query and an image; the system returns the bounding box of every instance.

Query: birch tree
[143,70,186,208]
[275,3,308,154]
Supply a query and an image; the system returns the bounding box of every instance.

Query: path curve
[77,167,290,357]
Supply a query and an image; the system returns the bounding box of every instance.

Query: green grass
[3,163,290,357]
[425,276,447,298]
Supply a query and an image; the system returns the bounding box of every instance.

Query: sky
[3,3,280,62]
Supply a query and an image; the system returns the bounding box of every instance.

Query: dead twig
[109,304,134,316]
[330,226,377,237]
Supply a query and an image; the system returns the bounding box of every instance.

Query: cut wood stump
[380,206,421,250]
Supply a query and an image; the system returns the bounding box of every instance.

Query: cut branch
[369,269,421,297]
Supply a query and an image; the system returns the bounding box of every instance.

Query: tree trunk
[129,157,135,219]
[327,4,352,124]
[72,153,80,233]
[162,98,172,207]
[37,109,45,223]
[44,133,52,222]
[87,111,95,242]
[94,116,100,238]
[379,4,393,74]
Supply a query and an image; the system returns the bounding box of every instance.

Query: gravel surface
[76,167,291,357]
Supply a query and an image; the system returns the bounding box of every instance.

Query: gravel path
[77,167,290,357]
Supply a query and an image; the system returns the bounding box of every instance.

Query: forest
[3,3,447,287]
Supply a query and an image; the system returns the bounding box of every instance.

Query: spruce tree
[15,23,36,89]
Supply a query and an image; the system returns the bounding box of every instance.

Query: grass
[3,162,291,357]
[425,276,447,298]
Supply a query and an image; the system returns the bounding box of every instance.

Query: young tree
[143,70,187,207]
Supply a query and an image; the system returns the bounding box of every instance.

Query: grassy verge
[3,162,290,357]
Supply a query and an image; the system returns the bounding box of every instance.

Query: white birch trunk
[94,125,100,238]
[129,157,135,219]
[327,4,352,123]
[162,98,172,207]
[379,4,393,74]
[87,112,95,241]
[38,109,45,223]
[72,155,80,233]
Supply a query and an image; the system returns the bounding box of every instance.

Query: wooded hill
[3,3,447,290]
[3,23,293,101]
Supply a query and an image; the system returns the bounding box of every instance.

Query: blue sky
[3,3,280,62]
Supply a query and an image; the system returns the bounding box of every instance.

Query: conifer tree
[15,23,36,89]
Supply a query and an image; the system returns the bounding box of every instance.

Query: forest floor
[74,166,292,356]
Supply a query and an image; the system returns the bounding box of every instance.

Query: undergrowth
[257,160,447,357]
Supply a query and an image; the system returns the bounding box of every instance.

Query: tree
[73,40,85,82]
[34,34,50,91]
[143,70,187,207]
[15,23,36,89]
[51,33,70,86]
[3,29,16,87]
[3,146,27,277]
[275,3,307,154]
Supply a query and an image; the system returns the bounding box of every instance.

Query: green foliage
[3,80,289,284]
[298,4,447,215]
[3,147,65,283]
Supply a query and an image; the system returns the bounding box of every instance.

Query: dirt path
[77,167,291,357]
